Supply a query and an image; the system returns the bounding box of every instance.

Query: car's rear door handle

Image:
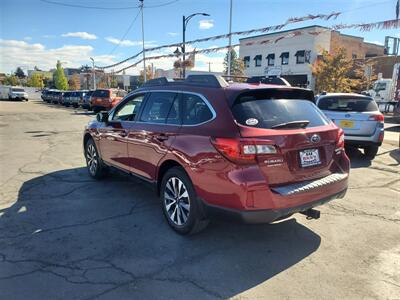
[155,134,168,141]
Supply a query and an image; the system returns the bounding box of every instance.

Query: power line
[39,0,139,10]
[40,0,179,10]
[144,0,179,8]
[108,8,142,55]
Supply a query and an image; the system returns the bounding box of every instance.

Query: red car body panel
[84,81,349,222]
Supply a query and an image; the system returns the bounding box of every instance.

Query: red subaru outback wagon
[83,75,349,234]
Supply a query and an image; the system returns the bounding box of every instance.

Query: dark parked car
[61,91,73,106]
[70,90,88,108]
[79,90,94,110]
[83,75,349,234]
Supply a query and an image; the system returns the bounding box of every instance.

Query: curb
[383,138,399,147]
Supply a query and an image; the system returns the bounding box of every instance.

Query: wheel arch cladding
[157,159,187,196]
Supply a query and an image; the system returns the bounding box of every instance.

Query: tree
[138,66,154,85]
[27,73,44,88]
[223,48,245,80]
[68,73,81,90]
[4,75,19,86]
[53,60,69,90]
[351,60,378,92]
[14,67,26,79]
[312,48,356,93]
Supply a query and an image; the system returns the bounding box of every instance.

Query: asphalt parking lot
[0,92,399,300]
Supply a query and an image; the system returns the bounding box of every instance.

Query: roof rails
[246,76,291,87]
[142,77,174,87]
[141,74,229,88]
[185,74,229,88]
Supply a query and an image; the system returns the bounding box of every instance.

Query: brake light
[336,128,345,151]
[368,114,384,122]
[211,138,277,164]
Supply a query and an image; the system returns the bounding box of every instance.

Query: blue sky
[0,0,399,74]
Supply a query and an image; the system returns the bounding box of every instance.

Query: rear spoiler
[228,88,315,107]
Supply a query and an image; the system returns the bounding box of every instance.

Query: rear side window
[317,97,378,112]
[232,96,329,129]
[140,92,179,124]
[182,94,213,125]
[92,90,110,98]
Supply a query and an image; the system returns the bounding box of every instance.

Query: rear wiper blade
[271,120,310,129]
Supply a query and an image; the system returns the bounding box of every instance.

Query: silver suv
[316,93,384,159]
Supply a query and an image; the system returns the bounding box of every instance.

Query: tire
[364,145,379,160]
[160,167,209,235]
[85,139,107,179]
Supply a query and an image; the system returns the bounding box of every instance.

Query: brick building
[239,25,385,90]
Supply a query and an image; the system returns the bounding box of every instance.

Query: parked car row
[41,88,127,112]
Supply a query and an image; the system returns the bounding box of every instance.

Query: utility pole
[208,62,211,72]
[139,0,146,82]
[90,57,96,89]
[182,15,186,79]
[227,0,233,78]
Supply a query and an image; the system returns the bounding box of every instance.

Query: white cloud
[61,32,97,40]
[199,19,214,30]
[0,38,226,77]
[42,34,56,38]
[105,37,157,47]
[23,36,32,41]
[0,39,114,73]
[167,32,179,37]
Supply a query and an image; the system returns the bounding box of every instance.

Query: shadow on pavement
[385,125,400,132]
[345,146,372,168]
[0,167,321,299]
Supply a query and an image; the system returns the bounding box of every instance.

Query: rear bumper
[344,128,383,147]
[203,188,347,224]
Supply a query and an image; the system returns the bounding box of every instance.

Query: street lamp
[182,12,210,78]
[90,57,96,90]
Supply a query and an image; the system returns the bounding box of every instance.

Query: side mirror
[96,112,109,123]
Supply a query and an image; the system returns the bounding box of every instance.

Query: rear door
[127,91,181,180]
[317,96,380,136]
[231,92,337,185]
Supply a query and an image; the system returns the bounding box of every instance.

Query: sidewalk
[384,119,399,147]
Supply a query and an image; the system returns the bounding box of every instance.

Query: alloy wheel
[86,144,98,175]
[164,177,191,226]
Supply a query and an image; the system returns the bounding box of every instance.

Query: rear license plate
[339,120,354,128]
[299,149,321,168]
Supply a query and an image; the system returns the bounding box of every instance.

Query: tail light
[336,128,345,152]
[211,138,277,164]
[368,114,384,122]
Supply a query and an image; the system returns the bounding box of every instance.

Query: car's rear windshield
[12,88,25,92]
[232,97,329,129]
[317,96,378,112]
[92,90,110,98]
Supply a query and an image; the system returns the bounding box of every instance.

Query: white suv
[9,87,28,101]
[316,93,384,159]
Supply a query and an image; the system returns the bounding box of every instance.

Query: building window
[280,52,289,65]
[254,55,262,67]
[243,56,250,68]
[295,50,305,64]
[352,53,357,59]
[266,54,275,66]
